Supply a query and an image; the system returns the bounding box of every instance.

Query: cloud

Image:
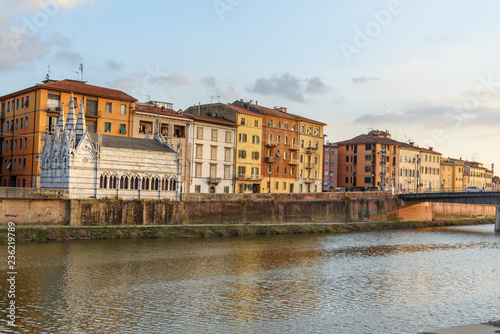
[55,50,83,64]
[164,73,198,86]
[248,73,328,103]
[105,59,123,71]
[0,0,93,71]
[352,76,380,83]
[202,76,238,101]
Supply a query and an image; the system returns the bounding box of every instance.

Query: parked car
[466,186,484,192]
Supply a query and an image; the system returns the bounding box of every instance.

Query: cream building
[419,147,442,191]
[187,114,237,194]
[398,143,421,192]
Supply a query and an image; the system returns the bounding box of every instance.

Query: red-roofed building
[0,79,137,188]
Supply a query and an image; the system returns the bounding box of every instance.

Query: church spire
[65,92,76,132]
[75,97,86,141]
[55,100,65,133]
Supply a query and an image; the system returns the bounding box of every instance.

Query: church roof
[88,134,176,154]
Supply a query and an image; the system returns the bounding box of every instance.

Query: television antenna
[45,66,51,80]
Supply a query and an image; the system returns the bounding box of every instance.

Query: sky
[2,0,500,173]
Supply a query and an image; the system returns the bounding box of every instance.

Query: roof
[288,113,327,126]
[1,79,137,102]
[232,101,300,121]
[134,102,190,119]
[88,134,176,154]
[185,114,238,127]
[227,103,264,117]
[334,134,402,146]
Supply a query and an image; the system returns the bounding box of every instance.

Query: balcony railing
[265,140,278,148]
[289,159,299,165]
[236,174,264,181]
[305,147,318,154]
[304,163,313,169]
[264,157,278,163]
[305,178,315,184]
[289,144,299,151]
[208,177,222,184]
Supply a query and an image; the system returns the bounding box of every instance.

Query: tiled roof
[288,113,327,126]
[227,103,264,117]
[185,114,238,127]
[1,80,137,102]
[334,134,402,146]
[88,133,176,153]
[134,102,190,119]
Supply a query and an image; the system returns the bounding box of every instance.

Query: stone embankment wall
[0,189,496,226]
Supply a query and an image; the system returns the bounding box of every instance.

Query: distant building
[323,142,338,191]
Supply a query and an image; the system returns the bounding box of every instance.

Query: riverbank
[0,219,493,242]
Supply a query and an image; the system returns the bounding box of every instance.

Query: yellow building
[230,104,264,193]
[294,115,325,193]
[0,79,136,187]
[443,158,464,191]
[440,160,453,192]
[465,161,487,189]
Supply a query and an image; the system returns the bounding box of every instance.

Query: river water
[0,224,499,334]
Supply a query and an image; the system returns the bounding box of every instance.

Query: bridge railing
[394,186,498,195]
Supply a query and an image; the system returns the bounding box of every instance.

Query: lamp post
[34,154,40,188]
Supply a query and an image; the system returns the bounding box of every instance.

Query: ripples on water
[0,225,498,333]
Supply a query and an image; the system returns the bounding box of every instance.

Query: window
[225,148,231,161]
[16,99,19,110]
[252,135,259,144]
[291,124,296,131]
[120,124,127,134]
[86,99,98,116]
[105,102,112,113]
[139,121,152,134]
[239,133,247,142]
[197,127,203,139]
[225,131,231,143]
[268,119,273,127]
[301,140,304,148]
[23,158,26,170]
[238,150,247,159]
[284,166,287,175]
[300,125,305,133]
[284,122,289,130]
[240,117,246,125]
[254,120,259,127]
[7,101,10,112]
[283,182,287,190]
[224,165,231,179]
[238,166,246,175]
[252,151,260,160]
[284,136,288,145]
[24,138,27,149]
[211,146,217,160]
[276,121,281,128]
[15,119,18,129]
[251,167,259,176]
[275,182,279,190]
[267,165,272,174]
[277,135,281,144]
[211,129,218,141]
[275,151,280,159]
[284,152,288,160]
[275,166,279,174]
[20,118,23,129]
[195,185,201,193]
[365,155,372,162]
[365,166,371,173]
[196,144,203,159]
[224,186,230,193]
[195,163,202,177]
[104,122,111,133]
[291,167,295,175]
[120,104,127,115]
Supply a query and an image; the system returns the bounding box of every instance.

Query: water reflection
[0,225,498,333]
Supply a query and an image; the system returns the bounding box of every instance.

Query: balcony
[249,175,264,181]
[306,147,318,154]
[265,140,278,148]
[289,144,299,151]
[208,177,222,184]
[289,159,299,165]
[304,163,313,169]
[264,157,278,163]
[305,178,315,184]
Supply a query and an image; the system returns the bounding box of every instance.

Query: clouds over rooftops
[248,73,328,103]
[352,76,380,83]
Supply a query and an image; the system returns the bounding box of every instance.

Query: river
[0,224,499,333]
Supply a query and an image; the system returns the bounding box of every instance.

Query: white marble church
[40,93,181,200]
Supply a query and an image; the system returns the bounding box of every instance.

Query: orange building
[232,101,300,193]
[335,130,400,191]
[0,79,137,187]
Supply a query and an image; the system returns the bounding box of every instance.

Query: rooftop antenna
[145,95,151,103]
[210,96,220,104]
[45,66,51,81]
[79,63,84,81]
[73,71,79,80]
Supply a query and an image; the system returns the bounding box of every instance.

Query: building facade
[398,143,421,192]
[187,114,237,194]
[0,79,136,188]
[40,95,179,200]
[323,142,338,191]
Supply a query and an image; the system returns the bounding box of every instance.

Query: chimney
[279,107,287,113]
[429,147,433,151]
